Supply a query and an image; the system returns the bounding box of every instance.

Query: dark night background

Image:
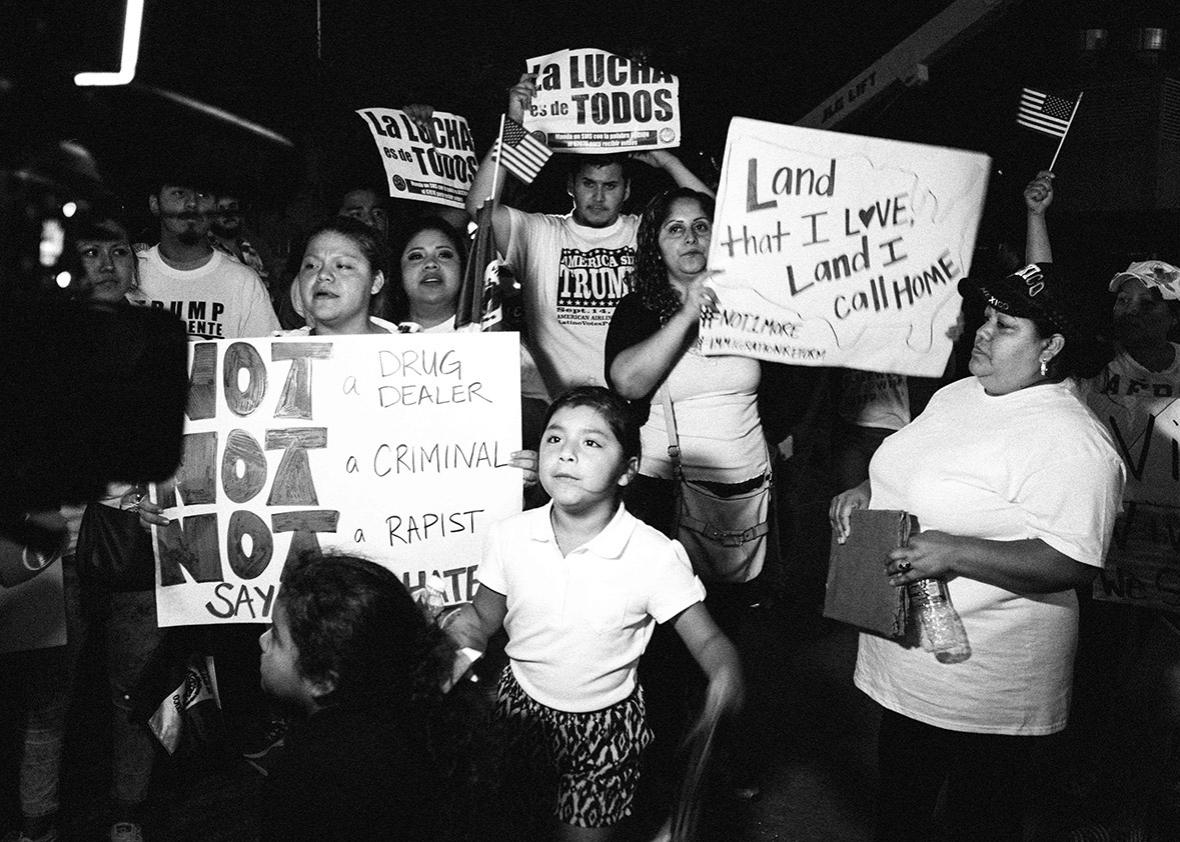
[7,0,1180,284]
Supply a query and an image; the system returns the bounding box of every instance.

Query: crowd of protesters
[2,65,1180,842]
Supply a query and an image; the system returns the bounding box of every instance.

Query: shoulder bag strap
[657,382,683,481]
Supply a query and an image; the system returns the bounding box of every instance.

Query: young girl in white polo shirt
[446,386,743,840]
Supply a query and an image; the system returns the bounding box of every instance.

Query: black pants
[626,473,781,799]
[875,709,1036,842]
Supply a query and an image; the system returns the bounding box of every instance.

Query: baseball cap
[958,263,1079,336]
[1108,260,1180,300]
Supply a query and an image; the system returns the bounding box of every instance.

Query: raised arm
[1024,170,1054,265]
[465,73,539,252]
[631,149,715,198]
[607,281,718,399]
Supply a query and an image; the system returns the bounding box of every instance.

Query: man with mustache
[208,193,271,291]
[466,73,712,407]
[136,175,279,340]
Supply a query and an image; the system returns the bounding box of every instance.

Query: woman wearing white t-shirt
[830,263,1125,840]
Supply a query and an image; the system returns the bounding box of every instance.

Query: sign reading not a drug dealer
[150,333,522,627]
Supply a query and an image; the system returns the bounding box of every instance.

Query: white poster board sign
[152,333,522,626]
[701,118,990,376]
[357,108,478,209]
[523,48,680,152]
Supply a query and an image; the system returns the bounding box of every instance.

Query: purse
[659,386,772,584]
[75,500,156,592]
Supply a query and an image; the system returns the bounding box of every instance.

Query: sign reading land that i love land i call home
[523,48,680,152]
[357,108,478,209]
[701,118,990,377]
[151,333,522,626]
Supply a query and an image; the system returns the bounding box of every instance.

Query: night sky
[7,0,1179,261]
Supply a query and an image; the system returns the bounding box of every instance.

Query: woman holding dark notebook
[829,263,1124,841]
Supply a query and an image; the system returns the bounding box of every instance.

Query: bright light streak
[141,86,294,148]
[74,0,145,86]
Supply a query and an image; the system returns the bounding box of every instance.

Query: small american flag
[493,116,552,184]
[1017,88,1077,138]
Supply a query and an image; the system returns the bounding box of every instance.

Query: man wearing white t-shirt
[136,179,279,340]
[466,73,713,403]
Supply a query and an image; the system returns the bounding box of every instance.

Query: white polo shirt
[476,503,705,712]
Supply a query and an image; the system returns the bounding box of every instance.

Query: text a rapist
[151,334,522,626]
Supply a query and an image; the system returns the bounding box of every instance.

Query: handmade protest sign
[151,333,522,626]
[701,118,990,376]
[357,108,478,209]
[523,48,680,152]
[0,517,66,653]
[1088,368,1180,613]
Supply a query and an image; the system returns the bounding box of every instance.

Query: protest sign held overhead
[701,118,990,376]
[523,48,680,152]
[151,333,522,627]
[357,108,478,209]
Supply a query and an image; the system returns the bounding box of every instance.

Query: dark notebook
[823,509,913,638]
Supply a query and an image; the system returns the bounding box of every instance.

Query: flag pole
[488,114,506,205]
[1048,91,1083,173]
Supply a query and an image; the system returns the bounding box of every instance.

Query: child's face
[259,600,320,711]
[539,405,636,514]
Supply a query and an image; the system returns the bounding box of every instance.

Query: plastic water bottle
[907,578,971,664]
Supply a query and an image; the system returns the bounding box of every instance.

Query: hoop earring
[1039,357,1048,377]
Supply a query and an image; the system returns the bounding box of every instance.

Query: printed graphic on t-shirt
[556,246,635,327]
[145,299,228,339]
[1088,359,1180,612]
[1098,371,1176,400]
[843,372,905,412]
[1089,366,1180,508]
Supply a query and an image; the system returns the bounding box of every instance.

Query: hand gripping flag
[455,200,504,331]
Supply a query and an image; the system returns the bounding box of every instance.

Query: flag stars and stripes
[493,116,553,184]
[1017,88,1078,138]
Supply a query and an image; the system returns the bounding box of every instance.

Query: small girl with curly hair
[258,553,487,842]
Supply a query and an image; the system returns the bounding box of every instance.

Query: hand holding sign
[507,74,538,124]
[402,104,438,145]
